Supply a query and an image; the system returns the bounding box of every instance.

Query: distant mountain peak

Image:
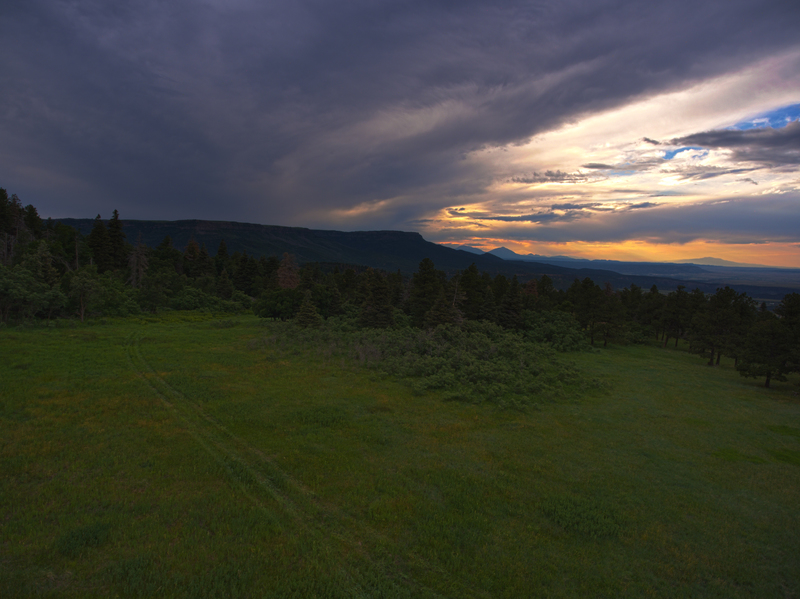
[439,243,485,254]
[487,247,522,260]
[673,257,773,268]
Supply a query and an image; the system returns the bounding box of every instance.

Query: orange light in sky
[442,237,800,268]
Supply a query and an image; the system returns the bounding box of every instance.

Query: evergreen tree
[87,215,113,273]
[259,255,281,292]
[152,235,183,275]
[423,288,463,328]
[492,274,510,306]
[690,287,754,366]
[359,269,395,328]
[196,244,216,278]
[661,285,691,347]
[23,204,43,240]
[183,238,201,278]
[387,269,405,307]
[497,275,523,329]
[107,209,128,270]
[216,269,234,299]
[737,314,793,388]
[775,292,800,373]
[598,283,626,347]
[639,285,665,339]
[478,285,498,322]
[408,258,443,327]
[567,277,604,345]
[127,236,149,289]
[531,274,557,311]
[277,253,300,289]
[459,263,485,320]
[0,192,26,265]
[235,253,259,295]
[215,239,230,275]
[296,290,323,328]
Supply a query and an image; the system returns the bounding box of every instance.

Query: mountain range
[59,218,799,301]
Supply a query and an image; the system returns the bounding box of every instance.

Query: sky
[2,0,799,267]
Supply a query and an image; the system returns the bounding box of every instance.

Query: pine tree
[359,269,395,328]
[497,275,523,329]
[296,290,323,328]
[277,253,300,289]
[23,205,43,239]
[183,238,201,278]
[737,315,793,387]
[87,215,113,273]
[197,244,216,278]
[107,209,128,270]
[423,288,463,328]
[215,240,230,275]
[216,269,234,299]
[459,263,484,320]
[127,236,149,289]
[408,258,442,327]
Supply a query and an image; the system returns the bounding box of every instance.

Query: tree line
[1,188,798,388]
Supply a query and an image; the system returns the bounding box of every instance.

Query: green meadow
[2,313,799,598]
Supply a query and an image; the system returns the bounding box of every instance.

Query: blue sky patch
[664,146,706,160]
[731,103,800,130]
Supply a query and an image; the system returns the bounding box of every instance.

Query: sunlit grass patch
[766,449,800,466]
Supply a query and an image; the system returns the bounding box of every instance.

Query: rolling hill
[58,218,798,300]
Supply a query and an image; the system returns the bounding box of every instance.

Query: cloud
[451,195,800,245]
[671,119,800,166]
[510,170,598,184]
[2,0,800,230]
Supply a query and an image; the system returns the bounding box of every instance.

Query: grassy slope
[1,314,798,597]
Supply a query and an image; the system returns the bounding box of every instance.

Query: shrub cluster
[261,318,595,409]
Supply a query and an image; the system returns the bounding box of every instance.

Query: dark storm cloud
[447,198,661,226]
[677,166,761,181]
[671,120,800,166]
[581,160,666,172]
[582,163,616,170]
[448,207,586,224]
[510,170,596,184]
[1,0,799,226]
[550,202,600,210]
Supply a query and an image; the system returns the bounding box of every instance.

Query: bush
[521,310,590,352]
[260,319,587,408]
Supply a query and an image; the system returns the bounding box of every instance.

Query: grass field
[2,313,799,597]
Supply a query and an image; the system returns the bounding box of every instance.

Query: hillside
[58,218,798,299]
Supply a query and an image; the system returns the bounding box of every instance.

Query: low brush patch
[258,319,598,408]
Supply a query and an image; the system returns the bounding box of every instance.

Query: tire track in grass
[125,331,307,520]
[126,330,465,598]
